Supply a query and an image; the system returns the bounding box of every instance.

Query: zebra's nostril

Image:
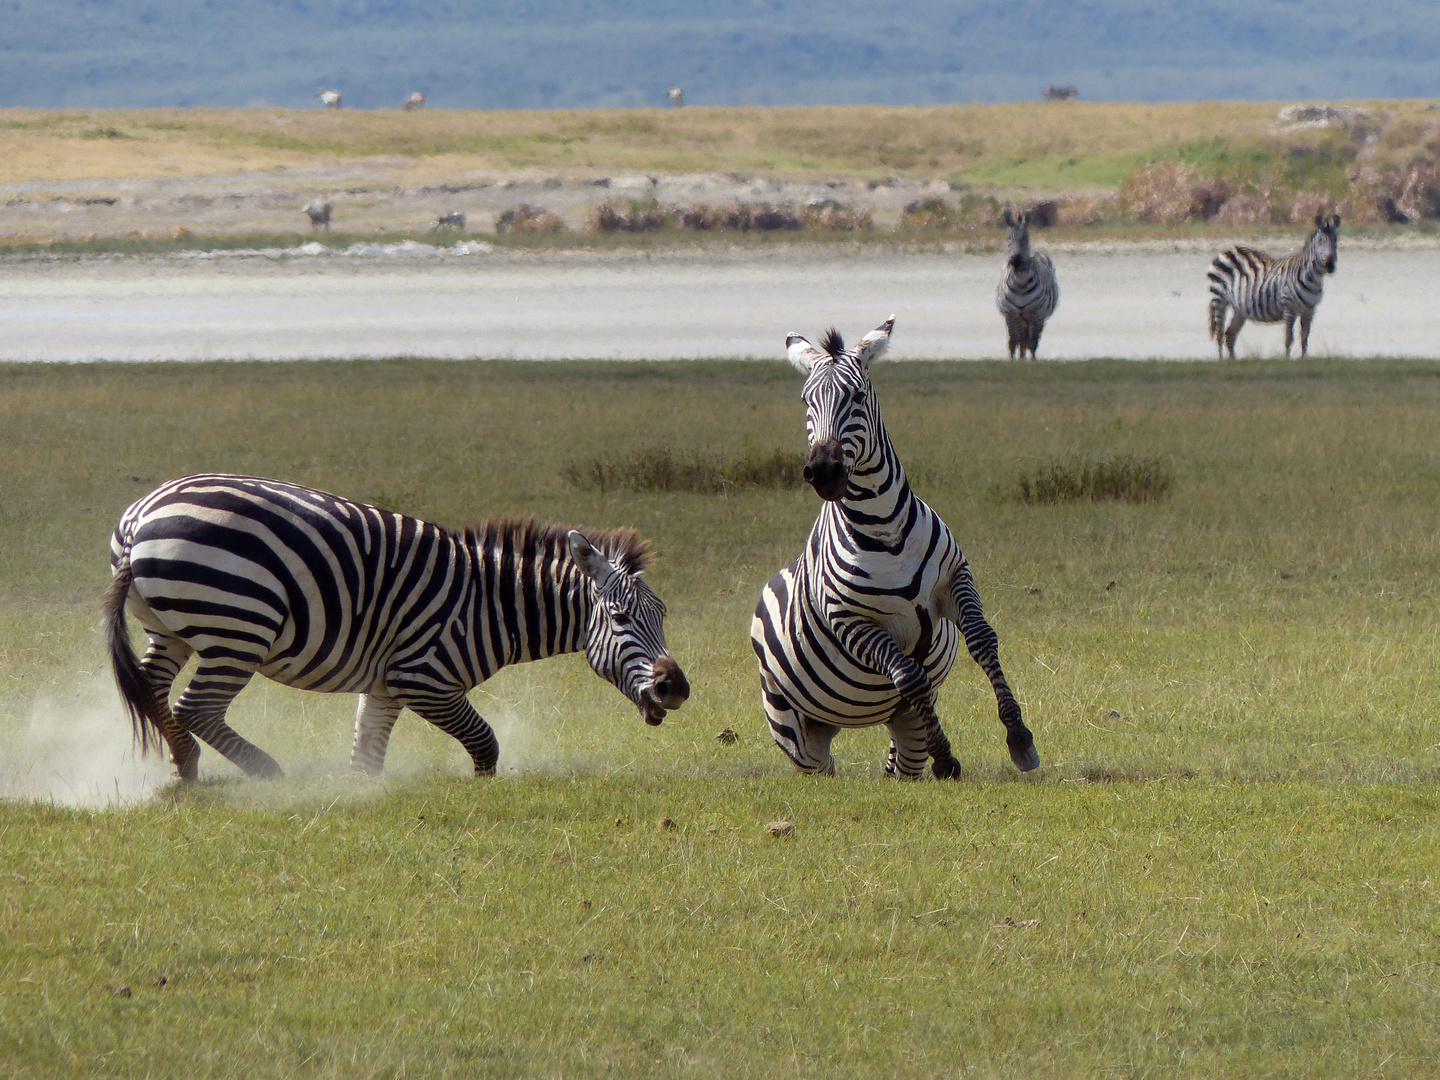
[654,679,671,698]
[802,466,815,482]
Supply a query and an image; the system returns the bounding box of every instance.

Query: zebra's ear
[568,530,617,586]
[786,333,825,373]
[1331,212,1342,229]
[854,316,895,369]
[1002,207,1015,228]
[1315,212,1326,229]
[1019,209,1031,227]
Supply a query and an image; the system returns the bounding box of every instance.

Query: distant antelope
[405,91,426,111]
[1042,85,1077,101]
[666,86,683,107]
[304,201,333,231]
[315,89,342,109]
[432,211,466,231]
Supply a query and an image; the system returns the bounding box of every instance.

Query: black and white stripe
[750,318,1039,780]
[103,474,688,780]
[1208,212,1340,359]
[996,207,1059,360]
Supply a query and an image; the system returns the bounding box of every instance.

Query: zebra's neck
[462,523,591,669]
[828,416,914,546]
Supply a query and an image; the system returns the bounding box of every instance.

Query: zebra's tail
[1206,256,1232,343]
[102,562,164,756]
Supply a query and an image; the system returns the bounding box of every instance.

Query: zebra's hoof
[932,757,962,781]
[1009,743,1041,772]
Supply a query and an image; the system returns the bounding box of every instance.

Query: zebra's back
[112,474,463,696]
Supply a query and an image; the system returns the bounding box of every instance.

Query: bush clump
[495,204,565,233]
[586,201,668,232]
[1011,454,1173,505]
[566,446,806,493]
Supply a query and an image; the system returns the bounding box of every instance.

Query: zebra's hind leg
[170,655,283,779]
[951,560,1039,771]
[138,632,201,780]
[350,693,403,776]
[402,692,499,775]
[762,679,838,775]
[1223,311,1245,359]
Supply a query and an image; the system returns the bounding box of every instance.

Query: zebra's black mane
[819,328,846,357]
[461,517,656,575]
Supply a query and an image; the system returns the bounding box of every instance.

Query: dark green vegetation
[1010,453,1173,505]
[3,0,1435,108]
[2,359,1438,1077]
[565,445,806,494]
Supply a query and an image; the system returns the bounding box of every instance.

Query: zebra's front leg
[887,704,960,781]
[833,618,952,777]
[1026,318,1045,360]
[1283,313,1296,359]
[1299,310,1314,358]
[350,693,403,777]
[950,561,1039,772]
[402,691,499,775]
[761,673,838,775]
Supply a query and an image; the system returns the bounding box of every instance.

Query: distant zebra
[304,201,332,231]
[1208,212,1340,359]
[751,318,1039,780]
[996,207,1059,360]
[431,211,466,231]
[405,91,426,111]
[666,86,684,107]
[315,89,342,109]
[103,475,689,781]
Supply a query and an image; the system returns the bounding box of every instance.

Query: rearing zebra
[1208,212,1340,359]
[996,207,1059,360]
[103,474,688,781]
[751,318,1040,779]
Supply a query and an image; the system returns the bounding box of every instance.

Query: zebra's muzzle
[640,656,690,725]
[803,439,849,501]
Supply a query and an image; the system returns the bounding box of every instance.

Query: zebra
[996,207,1059,360]
[102,474,689,781]
[750,318,1040,780]
[316,89,342,109]
[1207,212,1340,359]
[666,86,684,107]
[432,211,467,231]
[304,201,333,231]
[405,91,426,111]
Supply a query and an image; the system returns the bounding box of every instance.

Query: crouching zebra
[996,207,1058,360]
[751,318,1039,780]
[103,474,689,781]
[1208,212,1340,359]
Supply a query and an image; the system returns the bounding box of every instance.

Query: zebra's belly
[752,575,960,729]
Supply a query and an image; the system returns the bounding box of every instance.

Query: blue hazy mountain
[2,0,1436,109]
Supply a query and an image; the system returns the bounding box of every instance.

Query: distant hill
[2,0,1437,109]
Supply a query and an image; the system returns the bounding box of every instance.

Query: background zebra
[751,318,1040,780]
[315,88,342,108]
[996,207,1059,360]
[405,91,426,110]
[304,200,332,231]
[104,474,688,781]
[1208,212,1340,359]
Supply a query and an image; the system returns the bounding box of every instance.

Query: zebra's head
[568,530,689,726]
[786,315,894,502]
[1311,212,1341,274]
[1002,207,1032,269]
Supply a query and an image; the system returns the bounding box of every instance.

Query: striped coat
[104,474,687,780]
[996,207,1059,360]
[751,318,1039,779]
[1208,212,1340,359]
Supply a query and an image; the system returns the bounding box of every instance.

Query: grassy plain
[2,358,1439,1077]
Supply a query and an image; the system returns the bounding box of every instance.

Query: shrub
[565,446,806,493]
[586,201,668,232]
[1011,454,1173,505]
[1120,163,1231,223]
[900,197,952,229]
[495,204,565,233]
[801,199,872,231]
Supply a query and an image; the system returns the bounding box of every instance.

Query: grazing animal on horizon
[432,211,466,231]
[103,475,689,781]
[315,89,342,109]
[666,86,683,107]
[1042,85,1078,101]
[304,201,333,231]
[1208,212,1341,359]
[996,207,1059,359]
[751,318,1039,780]
[405,91,426,111]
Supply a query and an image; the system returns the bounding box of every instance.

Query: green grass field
[2,358,1438,1077]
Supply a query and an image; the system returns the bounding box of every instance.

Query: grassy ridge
[2,358,1439,1076]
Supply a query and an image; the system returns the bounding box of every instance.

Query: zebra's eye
[611,611,632,627]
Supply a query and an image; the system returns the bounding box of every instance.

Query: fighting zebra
[1208,212,1340,359]
[405,91,426,111]
[103,474,688,781]
[316,89,342,109]
[304,200,332,231]
[996,207,1059,359]
[751,318,1039,780]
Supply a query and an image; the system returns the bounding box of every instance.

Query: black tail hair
[819,328,845,356]
[102,563,164,756]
